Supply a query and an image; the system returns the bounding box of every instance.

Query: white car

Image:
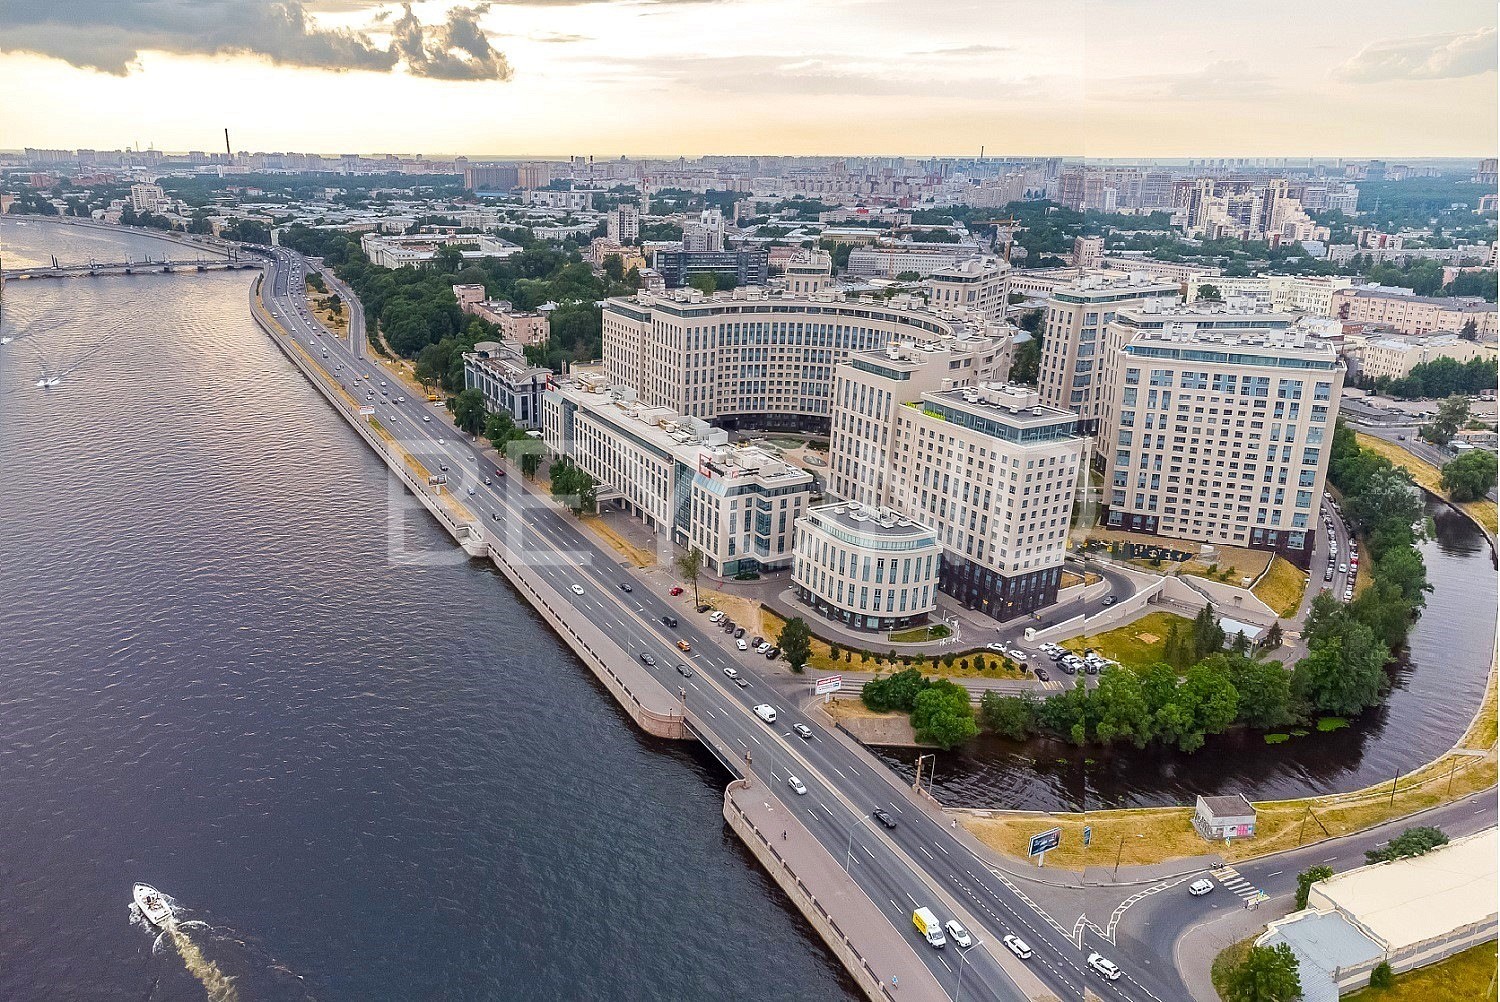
[1002,934,1032,959]
[1087,952,1121,981]
[1189,878,1215,896]
[1010,649,1029,662]
[570,584,585,596]
[753,704,777,724]
[756,642,771,654]
[944,920,973,949]
[423,416,432,423]
[787,775,808,795]
[792,723,812,740]
[709,611,726,623]
[723,667,740,680]
[985,642,1006,653]
[737,638,748,651]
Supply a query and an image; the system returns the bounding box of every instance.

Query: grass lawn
[890,623,950,642]
[755,608,1025,680]
[1346,943,1498,1002]
[1060,610,1192,668]
[1252,556,1308,618]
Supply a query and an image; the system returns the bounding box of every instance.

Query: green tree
[1425,394,1472,447]
[911,680,978,749]
[979,692,1039,740]
[1441,449,1498,502]
[862,667,930,713]
[1262,621,1284,650]
[688,272,718,295]
[1092,666,1153,747]
[1219,655,1294,729]
[1366,825,1448,864]
[1192,604,1226,660]
[1224,943,1302,1002]
[1197,283,1223,302]
[1368,962,1394,989]
[1292,622,1389,716]
[449,387,488,436]
[520,450,541,479]
[676,547,704,606]
[778,617,813,674]
[1010,338,1041,385]
[1295,864,1333,909]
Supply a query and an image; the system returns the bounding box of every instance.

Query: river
[0,218,859,1001]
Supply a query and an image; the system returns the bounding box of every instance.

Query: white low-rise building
[793,504,941,631]
[541,375,812,575]
[463,341,551,429]
[360,232,521,269]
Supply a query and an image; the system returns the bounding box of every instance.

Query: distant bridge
[1,255,264,281]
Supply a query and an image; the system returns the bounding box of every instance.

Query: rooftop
[803,503,940,547]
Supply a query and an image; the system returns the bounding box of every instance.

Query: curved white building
[793,504,941,631]
[602,286,1015,432]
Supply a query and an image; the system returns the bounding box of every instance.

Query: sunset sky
[0,0,1494,158]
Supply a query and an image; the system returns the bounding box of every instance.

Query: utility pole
[1114,834,1125,876]
[1389,771,1399,807]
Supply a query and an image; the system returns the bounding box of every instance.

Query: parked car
[696,604,712,613]
[765,646,780,660]
[669,586,684,596]
[709,611,725,623]
[756,642,771,654]
[733,626,746,639]
[1034,668,1050,681]
[737,638,749,651]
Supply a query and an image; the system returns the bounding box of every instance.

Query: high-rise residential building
[462,163,519,192]
[129,183,165,213]
[1097,303,1344,565]
[1071,236,1104,269]
[1036,273,1180,431]
[602,288,1013,432]
[682,208,725,252]
[792,504,942,632]
[607,202,640,244]
[1476,158,1498,187]
[828,370,1085,620]
[924,256,1012,322]
[516,161,555,189]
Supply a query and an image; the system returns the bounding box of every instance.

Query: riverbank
[1356,431,1498,541]
[959,646,1497,870]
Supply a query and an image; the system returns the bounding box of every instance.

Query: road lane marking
[918,845,934,860]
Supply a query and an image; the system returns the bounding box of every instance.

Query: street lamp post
[954,944,970,1000]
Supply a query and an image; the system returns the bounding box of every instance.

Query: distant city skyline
[0,0,1495,157]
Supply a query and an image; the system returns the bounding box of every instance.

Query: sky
[0,0,1495,158]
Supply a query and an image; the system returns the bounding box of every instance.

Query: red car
[669,586,684,596]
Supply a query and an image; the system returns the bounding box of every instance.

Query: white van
[1189,878,1215,896]
[753,704,777,724]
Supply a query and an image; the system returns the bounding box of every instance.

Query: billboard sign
[1028,827,1062,857]
[814,675,843,695]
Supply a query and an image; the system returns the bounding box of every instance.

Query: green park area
[1060,610,1191,668]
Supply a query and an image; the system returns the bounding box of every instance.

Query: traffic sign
[359,406,375,416]
[1028,827,1062,857]
[814,675,843,695]
[1083,825,1092,848]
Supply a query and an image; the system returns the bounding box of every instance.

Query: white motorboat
[133,883,173,927]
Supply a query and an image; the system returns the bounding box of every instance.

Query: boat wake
[130,888,239,1002]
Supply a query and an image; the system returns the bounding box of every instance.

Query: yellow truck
[912,907,946,948]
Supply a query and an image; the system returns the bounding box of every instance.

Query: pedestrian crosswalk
[1210,865,1265,903]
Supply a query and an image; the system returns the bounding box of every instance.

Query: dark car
[638,653,657,667]
[1059,661,1076,675]
[733,627,746,639]
[766,646,780,660]
[750,636,763,648]
[1084,662,1099,675]
[1035,667,1051,681]
[723,622,736,634]
[661,615,679,628]
[676,663,694,678]
[696,604,711,613]
[873,808,897,829]
[619,582,633,593]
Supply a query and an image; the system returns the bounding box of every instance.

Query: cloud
[0,0,512,80]
[908,44,1011,57]
[1336,27,1497,82]
[1090,60,1277,102]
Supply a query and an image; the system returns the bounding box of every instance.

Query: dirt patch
[824,699,931,748]
[1136,632,1160,645]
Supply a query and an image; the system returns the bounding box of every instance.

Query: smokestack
[224,128,231,158]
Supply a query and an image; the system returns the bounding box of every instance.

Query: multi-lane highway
[257,246,1192,1002]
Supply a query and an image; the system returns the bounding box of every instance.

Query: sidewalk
[724,780,949,1001]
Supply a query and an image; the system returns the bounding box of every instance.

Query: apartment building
[1098,305,1344,564]
[602,287,1015,433]
[783,249,835,295]
[1346,332,1495,382]
[847,244,980,279]
[1037,272,1181,430]
[129,182,166,213]
[792,504,941,631]
[829,364,1085,621]
[606,202,640,243]
[1189,274,1354,316]
[1072,236,1104,269]
[924,256,1012,323]
[1330,287,1499,340]
[463,340,552,429]
[541,375,812,575]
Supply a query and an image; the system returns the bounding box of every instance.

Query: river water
[879,496,1498,810]
[0,219,858,1001]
